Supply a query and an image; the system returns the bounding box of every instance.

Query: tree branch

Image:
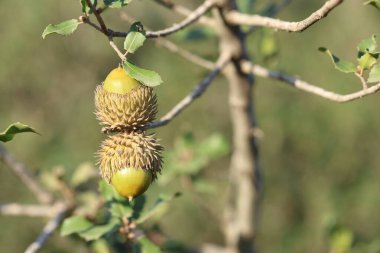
[85,0,108,34]
[226,0,343,32]
[152,0,215,26]
[146,0,216,38]
[242,61,380,103]
[0,203,60,218]
[120,12,215,70]
[0,144,53,204]
[24,202,68,253]
[145,56,230,129]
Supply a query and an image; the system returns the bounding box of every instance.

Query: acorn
[95,67,157,132]
[97,131,163,200]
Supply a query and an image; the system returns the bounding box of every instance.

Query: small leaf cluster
[319,35,380,84]
[60,180,180,251]
[42,1,162,87]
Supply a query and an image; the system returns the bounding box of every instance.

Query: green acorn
[95,67,157,132]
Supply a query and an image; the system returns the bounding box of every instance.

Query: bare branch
[0,203,59,218]
[226,0,343,32]
[241,61,380,103]
[152,0,215,26]
[25,202,68,253]
[146,0,216,38]
[0,144,53,204]
[120,12,214,70]
[113,0,216,38]
[145,56,230,129]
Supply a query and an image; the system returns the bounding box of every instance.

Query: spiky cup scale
[95,67,162,200]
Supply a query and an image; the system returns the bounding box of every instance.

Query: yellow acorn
[97,132,163,200]
[95,67,157,132]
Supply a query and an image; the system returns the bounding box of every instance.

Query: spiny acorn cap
[95,84,157,132]
[97,131,163,183]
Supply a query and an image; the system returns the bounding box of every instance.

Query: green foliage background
[0,0,380,252]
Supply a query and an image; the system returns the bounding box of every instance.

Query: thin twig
[242,61,380,103]
[85,0,108,34]
[146,0,216,38]
[152,0,215,26]
[112,0,216,38]
[25,202,68,253]
[120,12,214,70]
[0,203,59,218]
[355,72,368,89]
[0,144,53,204]
[145,56,230,129]
[226,0,343,32]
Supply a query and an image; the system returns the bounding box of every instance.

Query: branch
[226,0,343,32]
[85,0,108,34]
[145,56,230,129]
[146,0,216,38]
[25,202,68,253]
[152,0,215,26]
[242,61,380,103]
[120,12,214,70]
[0,144,53,204]
[0,203,59,218]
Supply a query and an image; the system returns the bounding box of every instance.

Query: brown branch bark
[0,203,59,217]
[213,1,261,252]
[152,0,215,26]
[226,0,343,32]
[0,144,53,204]
[242,61,380,103]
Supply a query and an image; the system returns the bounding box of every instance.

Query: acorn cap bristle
[95,85,157,132]
[97,132,163,183]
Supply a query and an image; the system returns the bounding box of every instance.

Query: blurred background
[0,0,379,252]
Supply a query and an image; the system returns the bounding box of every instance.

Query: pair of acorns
[95,67,163,200]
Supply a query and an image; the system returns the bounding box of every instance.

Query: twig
[85,0,108,34]
[25,202,68,253]
[152,0,215,26]
[355,71,368,89]
[0,144,53,204]
[145,56,230,129]
[242,61,380,103]
[226,0,344,32]
[0,203,59,218]
[120,12,214,70]
[146,0,216,38]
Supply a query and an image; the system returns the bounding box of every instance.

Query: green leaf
[133,236,162,253]
[199,133,230,159]
[123,61,163,87]
[98,181,126,202]
[91,239,112,253]
[60,216,93,236]
[136,193,181,224]
[42,19,80,39]
[78,218,120,241]
[318,47,356,73]
[124,22,146,54]
[80,0,97,14]
[368,64,380,83]
[358,52,378,70]
[103,0,130,8]
[357,35,379,56]
[364,0,380,10]
[0,122,38,142]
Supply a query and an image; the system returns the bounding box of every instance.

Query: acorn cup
[95,66,163,200]
[95,67,158,133]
